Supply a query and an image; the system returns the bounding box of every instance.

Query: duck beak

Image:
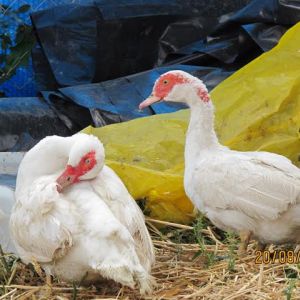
[139,94,162,110]
[56,171,75,193]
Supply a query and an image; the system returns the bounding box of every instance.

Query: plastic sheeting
[31,0,294,91]
[42,65,232,127]
[82,22,300,223]
[213,21,300,166]
[30,0,208,91]
[160,0,300,81]
[31,0,300,131]
[0,97,72,151]
[162,0,300,67]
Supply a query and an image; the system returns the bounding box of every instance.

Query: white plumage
[0,185,16,253]
[139,70,300,251]
[10,133,155,294]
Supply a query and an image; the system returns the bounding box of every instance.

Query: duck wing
[92,166,155,271]
[197,153,300,221]
[11,178,73,264]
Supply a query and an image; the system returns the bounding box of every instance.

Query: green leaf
[0,27,36,84]
[192,250,202,260]
[16,4,31,14]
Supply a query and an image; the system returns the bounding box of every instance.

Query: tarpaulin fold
[0,97,71,151]
[160,0,300,67]
[48,65,233,126]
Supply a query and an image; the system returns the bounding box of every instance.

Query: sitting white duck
[139,70,300,254]
[10,133,155,294]
[0,185,16,253]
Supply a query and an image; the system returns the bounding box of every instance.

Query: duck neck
[184,98,221,171]
[16,136,74,193]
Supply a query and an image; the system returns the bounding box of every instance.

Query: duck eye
[85,158,90,164]
[163,80,168,85]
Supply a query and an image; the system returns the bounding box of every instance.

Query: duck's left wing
[198,153,300,221]
[92,166,155,271]
[242,151,300,175]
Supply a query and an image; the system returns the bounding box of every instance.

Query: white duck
[10,133,155,294]
[139,70,300,253]
[0,185,16,253]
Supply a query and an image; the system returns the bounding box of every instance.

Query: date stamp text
[255,250,300,264]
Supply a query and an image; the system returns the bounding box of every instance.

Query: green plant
[284,266,299,279]
[0,4,36,96]
[284,279,296,300]
[224,231,238,272]
[193,215,217,267]
[0,245,19,296]
[72,282,78,300]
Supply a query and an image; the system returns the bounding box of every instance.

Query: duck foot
[237,230,252,257]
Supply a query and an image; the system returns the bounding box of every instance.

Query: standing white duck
[139,70,300,254]
[10,133,155,294]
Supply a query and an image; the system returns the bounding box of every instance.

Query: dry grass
[1,217,299,300]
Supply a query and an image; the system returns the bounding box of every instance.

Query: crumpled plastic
[213,23,300,166]
[82,22,300,223]
[0,97,71,151]
[31,0,213,91]
[47,65,232,127]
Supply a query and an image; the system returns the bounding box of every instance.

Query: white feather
[92,166,155,272]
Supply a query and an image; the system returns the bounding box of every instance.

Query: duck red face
[139,71,210,109]
[56,150,97,192]
[139,73,188,109]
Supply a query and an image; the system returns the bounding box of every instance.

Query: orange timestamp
[255,250,300,264]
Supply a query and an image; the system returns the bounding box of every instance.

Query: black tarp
[31,0,300,92]
[159,0,300,67]
[2,0,300,151]
[0,97,71,151]
[31,0,255,91]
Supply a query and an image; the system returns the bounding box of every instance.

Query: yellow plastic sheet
[83,22,300,223]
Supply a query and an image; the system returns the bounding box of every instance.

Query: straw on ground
[0,216,299,300]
